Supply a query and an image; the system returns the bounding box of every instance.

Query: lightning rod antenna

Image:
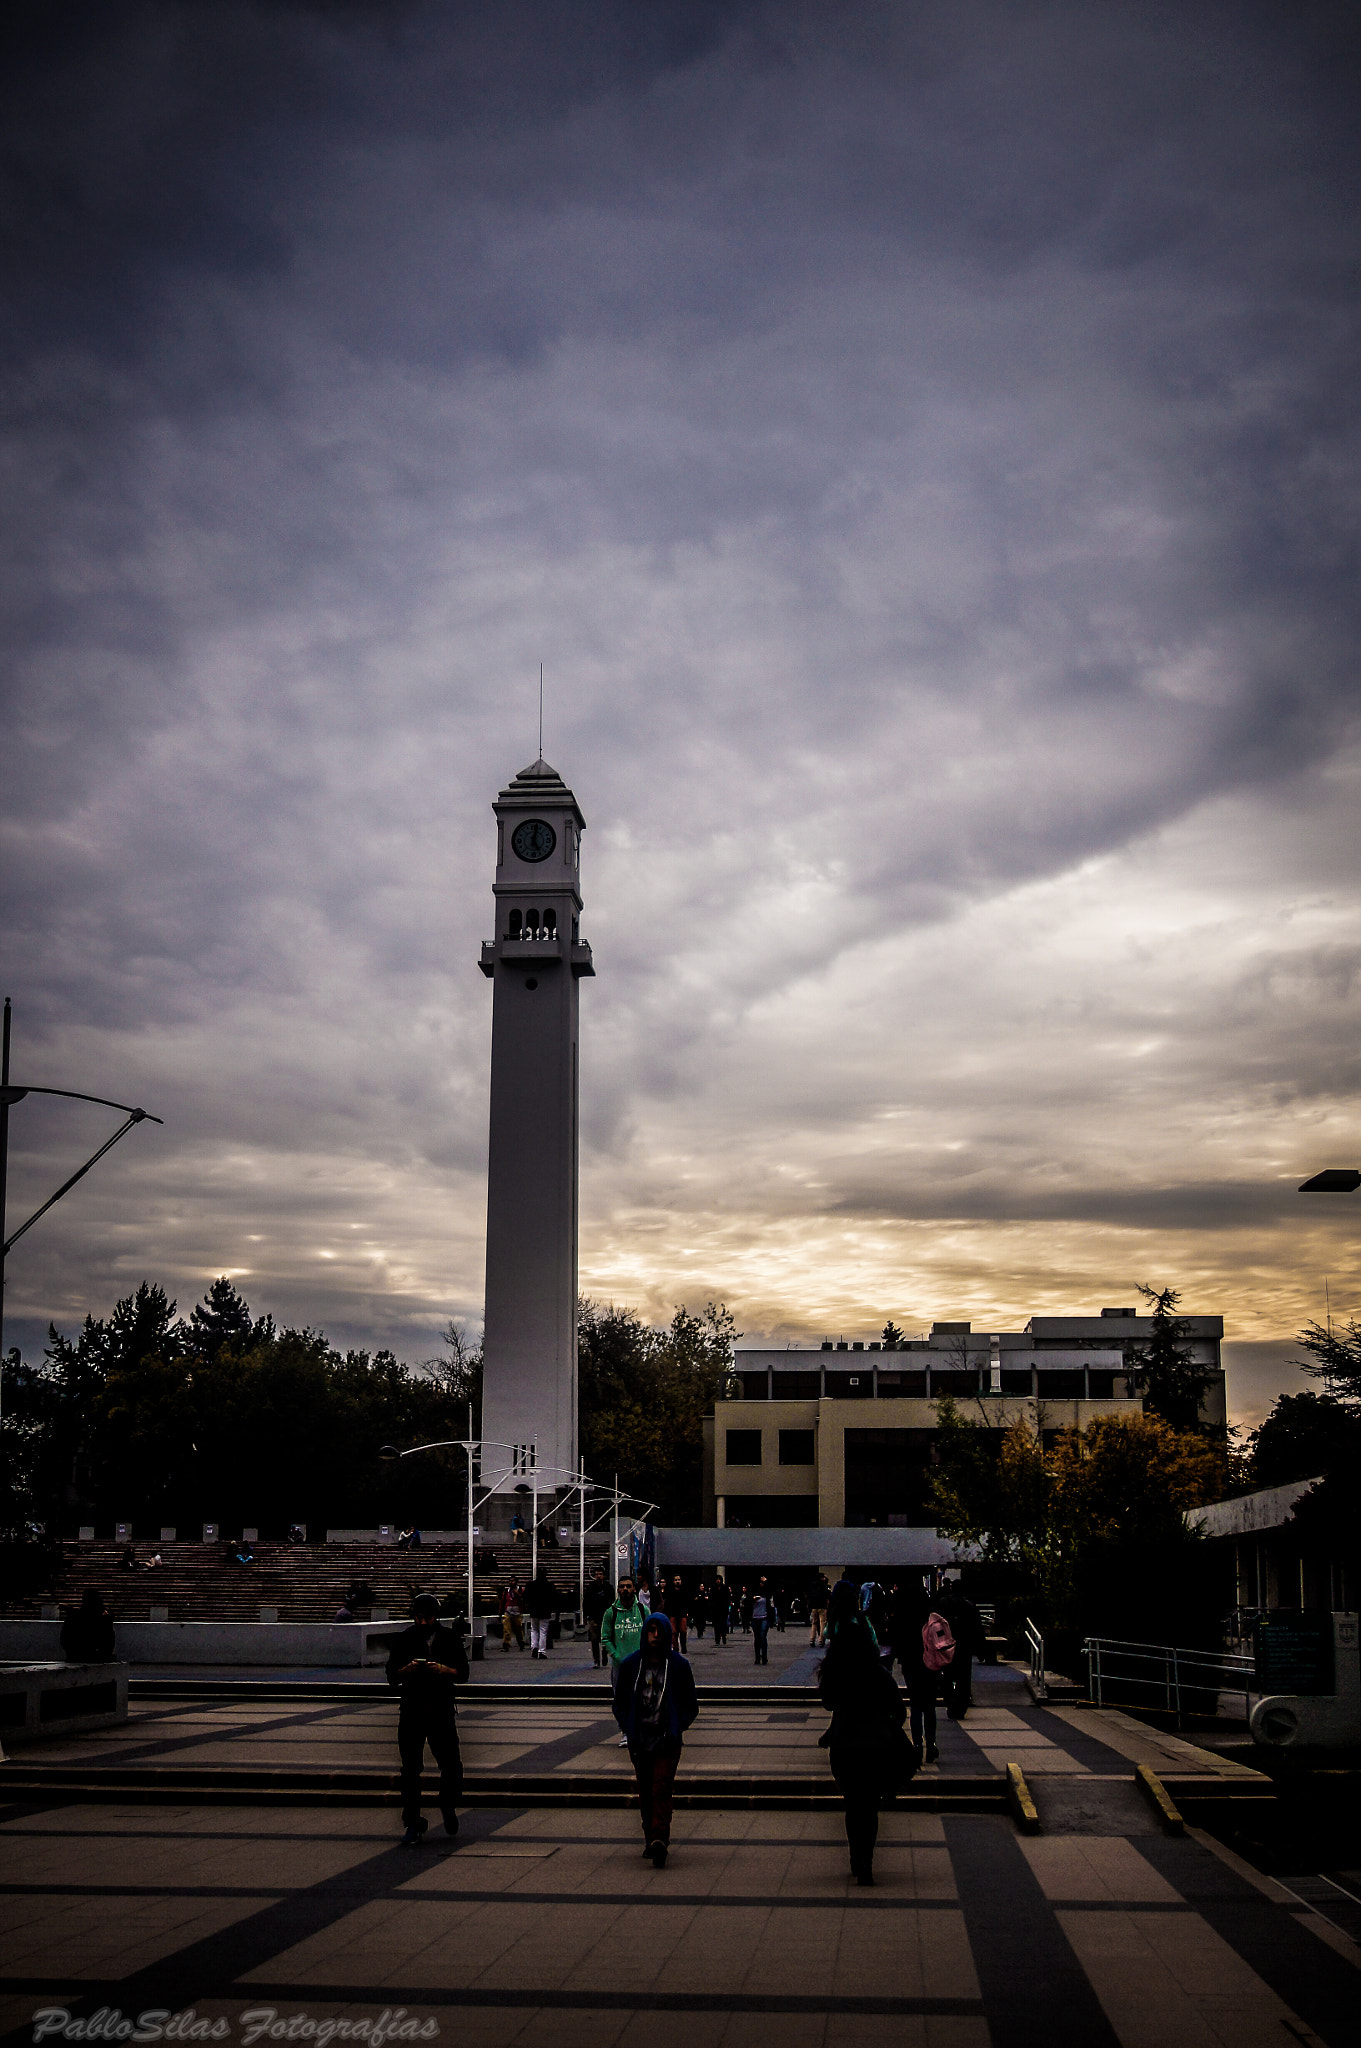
[539,663,544,760]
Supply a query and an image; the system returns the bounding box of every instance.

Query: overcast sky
[3,1,1359,1427]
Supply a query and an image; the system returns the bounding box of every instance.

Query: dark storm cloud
[1,1,1359,1380]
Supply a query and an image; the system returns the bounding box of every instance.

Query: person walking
[385,1592,469,1846]
[892,1576,950,1763]
[524,1568,558,1658]
[710,1579,730,1646]
[670,1576,688,1652]
[500,1580,525,1653]
[739,1584,753,1634]
[937,1580,982,1720]
[582,1566,610,1669]
[816,1580,910,1884]
[612,1611,699,1868]
[601,1575,647,1741]
[808,1571,831,1647]
[751,1577,775,1665]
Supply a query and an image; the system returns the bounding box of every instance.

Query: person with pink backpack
[891,1573,955,1764]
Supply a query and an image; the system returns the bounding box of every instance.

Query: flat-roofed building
[702,1307,1225,1536]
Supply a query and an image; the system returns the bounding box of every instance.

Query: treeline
[0,1278,738,1537]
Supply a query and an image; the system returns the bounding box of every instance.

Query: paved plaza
[1,1650,1357,2048]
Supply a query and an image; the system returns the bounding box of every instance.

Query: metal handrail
[1084,1634,1255,1728]
[1025,1616,1046,1700]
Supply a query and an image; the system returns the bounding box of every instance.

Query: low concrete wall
[0,1660,129,1743]
[0,1621,406,1668]
[654,1527,973,1570]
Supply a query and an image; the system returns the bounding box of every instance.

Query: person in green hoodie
[601,1576,646,1741]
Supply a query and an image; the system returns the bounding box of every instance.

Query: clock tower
[478,757,594,1519]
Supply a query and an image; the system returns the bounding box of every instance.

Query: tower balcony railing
[481,936,594,977]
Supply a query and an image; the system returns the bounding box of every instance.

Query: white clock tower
[478,757,594,1518]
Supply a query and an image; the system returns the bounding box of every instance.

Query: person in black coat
[710,1580,730,1646]
[582,1566,610,1668]
[612,1610,699,1868]
[817,1581,909,1885]
[523,1568,560,1658]
[385,1592,470,1845]
[61,1590,115,1663]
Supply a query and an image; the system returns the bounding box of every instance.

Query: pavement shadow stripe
[0,1805,527,2048]
[944,1814,1121,2048]
[220,1987,986,2016]
[1135,1835,1361,2048]
[505,1717,621,1772]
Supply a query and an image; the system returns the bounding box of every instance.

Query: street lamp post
[1,997,163,1421]
[380,1434,516,1634]
[380,1438,655,1644]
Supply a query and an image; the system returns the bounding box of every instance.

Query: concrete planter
[0,1620,405,1668]
[0,1660,128,1744]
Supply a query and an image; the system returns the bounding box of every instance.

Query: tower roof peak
[496,755,585,824]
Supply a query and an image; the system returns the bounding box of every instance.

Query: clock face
[511,817,557,863]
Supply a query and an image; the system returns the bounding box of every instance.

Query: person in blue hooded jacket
[611,1610,698,1867]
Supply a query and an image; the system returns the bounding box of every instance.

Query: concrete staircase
[3,1540,608,1625]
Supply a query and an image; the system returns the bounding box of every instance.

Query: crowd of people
[385,1561,983,1879]
[65,1554,984,1885]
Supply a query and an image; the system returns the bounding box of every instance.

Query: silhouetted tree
[579,1297,738,1524]
[1295,1316,1361,1403]
[186,1277,255,1358]
[1129,1284,1213,1432]
[1249,1391,1361,1488]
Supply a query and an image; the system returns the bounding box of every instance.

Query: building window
[737,1371,769,1400]
[877,1371,928,1398]
[508,910,522,939]
[778,1429,815,1465]
[725,1430,763,1466]
[723,1496,817,1528]
[1037,1370,1085,1397]
[843,1428,939,1526]
[929,1370,979,1397]
[772,1370,821,1399]
[1000,1369,1033,1394]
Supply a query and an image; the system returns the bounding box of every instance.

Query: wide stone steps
[5,1541,598,1623]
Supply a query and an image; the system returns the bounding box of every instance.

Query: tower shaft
[478,759,594,1501]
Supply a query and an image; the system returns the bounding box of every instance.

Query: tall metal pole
[0,996,10,1422]
[577,1453,585,1626]
[465,1402,475,1633]
[614,1471,620,1592]
[531,1471,538,1582]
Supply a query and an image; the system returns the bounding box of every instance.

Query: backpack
[922,1610,956,1671]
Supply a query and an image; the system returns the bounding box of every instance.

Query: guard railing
[1025,1617,1047,1700]
[1084,1635,1255,1727]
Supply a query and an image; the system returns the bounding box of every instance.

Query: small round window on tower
[525,977,538,990]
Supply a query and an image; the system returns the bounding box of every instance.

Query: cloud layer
[2,1,1359,1426]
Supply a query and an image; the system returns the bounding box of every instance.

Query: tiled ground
[1,1799,1356,2048]
[2,1660,1355,2047]
[9,1660,1263,1787]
